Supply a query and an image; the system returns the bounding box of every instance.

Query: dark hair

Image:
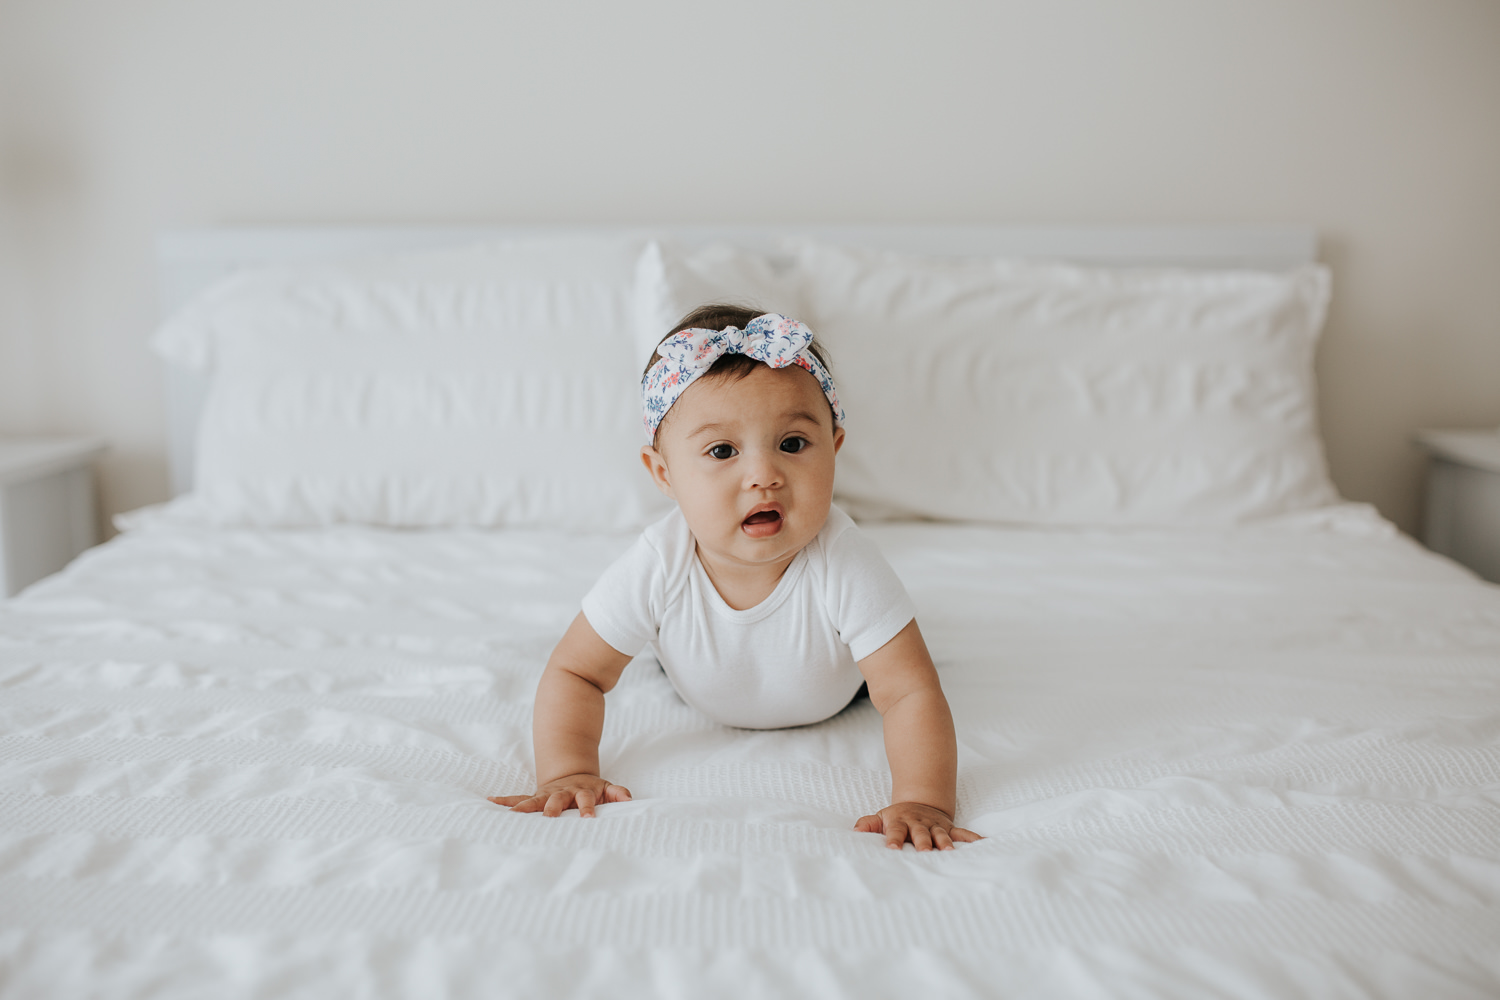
[643,304,837,444]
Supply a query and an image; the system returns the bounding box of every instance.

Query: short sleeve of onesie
[821,513,918,661]
[579,535,661,657]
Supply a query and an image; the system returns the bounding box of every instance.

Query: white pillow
[796,242,1339,525]
[153,237,672,530]
[634,240,802,358]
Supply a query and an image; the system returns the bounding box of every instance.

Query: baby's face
[642,363,844,574]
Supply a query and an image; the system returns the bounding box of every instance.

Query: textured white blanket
[2,505,1498,998]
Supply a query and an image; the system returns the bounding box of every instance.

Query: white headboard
[157,224,1318,495]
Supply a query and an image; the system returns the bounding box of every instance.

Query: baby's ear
[640,446,675,498]
[832,426,846,455]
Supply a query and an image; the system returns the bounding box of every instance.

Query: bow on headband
[641,313,846,443]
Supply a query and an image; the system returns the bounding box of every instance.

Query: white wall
[1,0,1497,533]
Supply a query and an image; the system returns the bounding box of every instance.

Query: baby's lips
[741,502,785,525]
[740,503,786,538]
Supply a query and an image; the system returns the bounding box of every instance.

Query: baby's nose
[743,450,785,490]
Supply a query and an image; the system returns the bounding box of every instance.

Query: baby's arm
[854,619,982,851]
[488,612,634,818]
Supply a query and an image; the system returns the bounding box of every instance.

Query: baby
[490,306,979,851]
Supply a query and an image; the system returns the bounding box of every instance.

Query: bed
[2,226,1497,999]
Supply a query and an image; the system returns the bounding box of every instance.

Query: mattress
[2,504,1498,998]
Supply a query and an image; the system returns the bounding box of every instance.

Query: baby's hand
[855,802,982,851]
[488,773,632,818]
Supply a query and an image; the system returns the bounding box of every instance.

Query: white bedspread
[2,505,1498,998]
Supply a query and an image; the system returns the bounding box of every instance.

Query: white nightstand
[0,437,107,597]
[1415,429,1500,584]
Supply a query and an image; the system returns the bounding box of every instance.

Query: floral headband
[641,313,846,444]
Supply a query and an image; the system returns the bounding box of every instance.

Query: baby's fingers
[495,794,547,814]
[487,794,531,808]
[854,814,883,834]
[577,784,631,816]
[909,823,934,852]
[543,790,575,817]
[949,826,983,844]
[884,818,909,850]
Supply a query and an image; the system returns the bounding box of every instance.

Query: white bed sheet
[1,506,1498,998]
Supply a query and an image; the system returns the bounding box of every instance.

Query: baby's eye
[708,444,737,460]
[780,437,808,454]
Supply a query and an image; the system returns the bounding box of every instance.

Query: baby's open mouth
[741,507,784,538]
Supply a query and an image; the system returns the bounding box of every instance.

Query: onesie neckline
[690,544,811,624]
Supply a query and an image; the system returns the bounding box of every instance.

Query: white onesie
[581,505,917,730]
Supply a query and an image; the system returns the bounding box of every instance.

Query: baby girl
[490,306,979,851]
